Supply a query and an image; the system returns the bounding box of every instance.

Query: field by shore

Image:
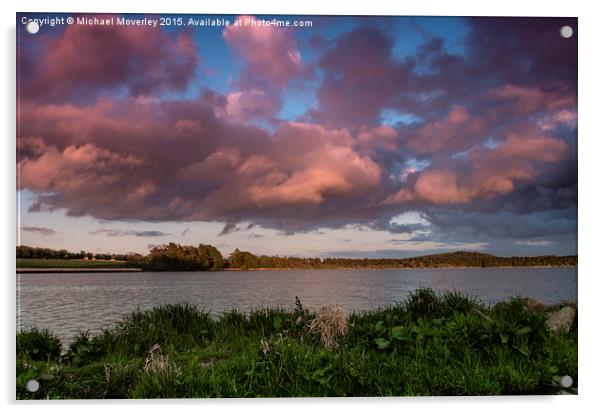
[16,289,577,398]
[17,258,131,269]
[17,257,577,273]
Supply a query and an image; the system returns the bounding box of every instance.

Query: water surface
[17,267,577,344]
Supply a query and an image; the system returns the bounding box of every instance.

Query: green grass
[16,289,577,398]
[17,258,131,269]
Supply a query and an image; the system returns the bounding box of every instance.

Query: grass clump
[16,288,577,398]
[17,328,62,361]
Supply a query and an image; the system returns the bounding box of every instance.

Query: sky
[16,13,577,258]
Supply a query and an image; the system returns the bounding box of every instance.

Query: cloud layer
[17,15,577,251]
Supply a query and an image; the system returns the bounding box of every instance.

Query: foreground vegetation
[16,289,577,398]
[17,245,578,272]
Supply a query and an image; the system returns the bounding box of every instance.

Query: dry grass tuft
[259,339,271,356]
[143,344,170,373]
[308,306,348,349]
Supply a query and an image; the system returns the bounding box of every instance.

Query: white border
[3,0,601,412]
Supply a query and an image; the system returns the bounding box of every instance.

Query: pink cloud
[194,122,382,214]
[217,15,305,122]
[408,106,486,154]
[18,98,174,154]
[383,188,416,205]
[414,169,472,204]
[177,147,241,184]
[356,126,399,152]
[20,19,198,102]
[18,90,571,228]
[487,133,567,163]
[20,142,143,191]
[490,84,576,115]
[387,132,568,205]
[221,89,281,122]
[18,96,383,227]
[223,15,302,87]
[247,134,382,206]
[203,88,282,124]
[537,109,578,131]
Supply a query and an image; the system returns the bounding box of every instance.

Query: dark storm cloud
[421,207,577,240]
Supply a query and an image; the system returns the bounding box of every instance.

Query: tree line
[17,244,577,271]
[227,249,577,269]
[16,245,141,261]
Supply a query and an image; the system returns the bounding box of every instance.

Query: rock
[523,298,547,312]
[546,301,577,313]
[546,306,576,334]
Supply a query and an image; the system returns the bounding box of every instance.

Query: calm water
[17,267,577,344]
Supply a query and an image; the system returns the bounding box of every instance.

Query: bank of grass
[17,258,130,269]
[16,289,577,398]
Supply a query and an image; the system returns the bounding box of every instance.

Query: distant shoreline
[17,265,577,273]
[223,265,577,271]
[17,250,578,273]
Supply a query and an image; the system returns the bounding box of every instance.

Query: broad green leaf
[374,337,391,349]
[390,326,408,341]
